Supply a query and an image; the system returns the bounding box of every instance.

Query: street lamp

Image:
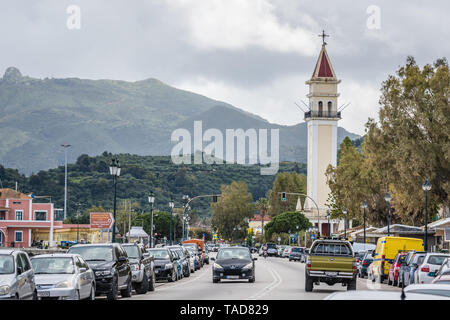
[169,201,174,245]
[327,210,331,237]
[296,225,299,246]
[384,192,392,236]
[109,158,121,243]
[422,179,432,252]
[148,194,155,248]
[61,144,71,220]
[342,207,347,239]
[182,195,190,241]
[362,200,367,244]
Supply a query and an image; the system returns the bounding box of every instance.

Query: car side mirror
[210,257,215,261]
[17,267,23,275]
[79,267,87,273]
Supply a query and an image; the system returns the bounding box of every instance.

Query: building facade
[0,188,62,248]
[303,40,341,237]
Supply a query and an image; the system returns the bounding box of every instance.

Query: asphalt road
[120,253,400,300]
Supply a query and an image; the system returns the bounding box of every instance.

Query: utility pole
[61,144,71,220]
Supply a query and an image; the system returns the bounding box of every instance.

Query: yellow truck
[305,239,357,292]
[370,236,424,283]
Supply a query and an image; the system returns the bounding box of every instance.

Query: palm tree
[255,198,269,239]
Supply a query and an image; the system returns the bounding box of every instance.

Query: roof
[311,45,337,80]
[374,224,423,233]
[249,214,271,222]
[428,217,450,229]
[0,188,32,200]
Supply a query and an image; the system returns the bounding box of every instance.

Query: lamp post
[61,144,71,220]
[327,210,331,237]
[148,194,155,248]
[296,225,299,246]
[384,192,391,236]
[342,207,347,239]
[362,200,367,244]
[182,195,190,241]
[422,179,431,252]
[109,158,121,243]
[169,201,174,245]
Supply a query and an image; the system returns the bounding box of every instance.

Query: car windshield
[217,248,251,260]
[428,256,449,265]
[69,246,113,262]
[148,250,170,260]
[266,243,276,249]
[291,248,303,253]
[31,257,75,274]
[123,246,140,259]
[0,255,14,274]
[407,289,450,297]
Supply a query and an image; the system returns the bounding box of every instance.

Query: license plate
[326,272,338,277]
[226,275,239,279]
[38,291,50,297]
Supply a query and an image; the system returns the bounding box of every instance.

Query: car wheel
[249,276,255,283]
[213,278,219,283]
[347,278,357,291]
[88,284,95,300]
[185,267,191,278]
[75,289,81,300]
[148,272,156,292]
[135,273,149,294]
[106,276,119,301]
[32,290,38,300]
[305,273,314,292]
[120,277,133,298]
[168,271,176,282]
[388,277,392,285]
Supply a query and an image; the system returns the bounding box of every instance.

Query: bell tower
[304,31,341,237]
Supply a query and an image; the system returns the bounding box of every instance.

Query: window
[15,210,23,221]
[15,231,23,242]
[34,211,47,221]
[318,101,323,116]
[19,253,31,271]
[328,101,332,114]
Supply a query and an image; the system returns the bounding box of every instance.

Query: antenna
[301,100,311,111]
[294,102,307,114]
[338,102,351,112]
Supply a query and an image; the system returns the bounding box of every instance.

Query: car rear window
[428,256,449,265]
[291,248,303,253]
[313,243,352,256]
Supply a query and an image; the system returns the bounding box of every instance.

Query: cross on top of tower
[319,30,329,46]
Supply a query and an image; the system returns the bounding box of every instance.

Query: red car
[388,252,407,286]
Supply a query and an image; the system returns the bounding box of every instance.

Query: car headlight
[213,263,223,270]
[0,285,10,296]
[243,263,253,270]
[54,280,72,288]
[131,264,140,271]
[165,264,173,269]
[95,270,112,277]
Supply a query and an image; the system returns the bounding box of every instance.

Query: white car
[282,246,292,258]
[325,290,449,300]
[404,284,450,298]
[415,253,450,284]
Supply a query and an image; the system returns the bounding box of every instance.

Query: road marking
[246,264,282,300]
[156,265,211,291]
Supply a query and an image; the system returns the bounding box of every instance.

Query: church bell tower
[304,31,341,237]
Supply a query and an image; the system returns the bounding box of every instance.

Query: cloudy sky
[0,0,448,135]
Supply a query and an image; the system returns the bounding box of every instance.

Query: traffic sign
[310,234,315,240]
[90,212,114,229]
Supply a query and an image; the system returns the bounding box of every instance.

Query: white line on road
[156,266,211,291]
[246,264,282,300]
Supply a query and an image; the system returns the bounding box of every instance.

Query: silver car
[0,249,37,300]
[31,253,95,300]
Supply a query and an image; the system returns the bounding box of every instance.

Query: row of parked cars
[258,243,309,262]
[0,241,209,300]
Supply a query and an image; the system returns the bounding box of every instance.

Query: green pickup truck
[305,239,357,292]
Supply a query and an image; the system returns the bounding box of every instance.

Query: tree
[264,211,312,240]
[211,181,254,241]
[267,172,306,216]
[255,198,269,237]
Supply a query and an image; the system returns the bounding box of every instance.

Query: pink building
[0,188,63,248]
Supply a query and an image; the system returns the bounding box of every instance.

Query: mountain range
[0,67,359,174]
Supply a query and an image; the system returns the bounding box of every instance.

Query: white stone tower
[304,34,341,237]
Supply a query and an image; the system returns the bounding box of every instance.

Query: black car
[147,248,178,282]
[211,247,257,283]
[68,243,132,300]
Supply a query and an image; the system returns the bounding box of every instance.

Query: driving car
[31,253,95,300]
[404,283,450,298]
[265,243,278,257]
[414,253,450,284]
[67,243,132,300]
[122,243,156,294]
[168,246,191,278]
[289,247,304,262]
[147,248,178,282]
[0,249,37,300]
[211,247,257,283]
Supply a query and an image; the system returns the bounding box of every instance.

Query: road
[120,253,400,300]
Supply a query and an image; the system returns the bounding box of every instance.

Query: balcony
[304,111,341,119]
